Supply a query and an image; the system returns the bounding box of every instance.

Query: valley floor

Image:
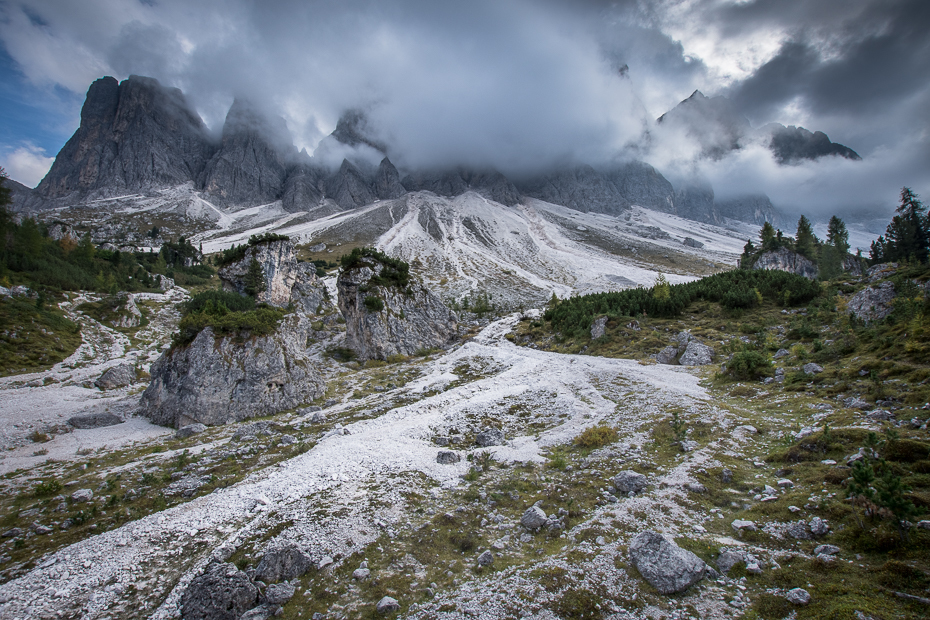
[0,292,926,620]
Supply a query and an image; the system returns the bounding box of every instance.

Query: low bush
[726,350,773,380]
[574,425,618,449]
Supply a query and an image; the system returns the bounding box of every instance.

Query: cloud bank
[0,0,926,219]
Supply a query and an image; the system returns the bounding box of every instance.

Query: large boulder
[752,247,818,280]
[847,281,895,323]
[337,250,457,360]
[95,363,136,390]
[180,561,258,620]
[254,542,314,583]
[629,531,706,594]
[139,314,324,428]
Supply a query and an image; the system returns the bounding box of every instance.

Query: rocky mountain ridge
[11,75,812,229]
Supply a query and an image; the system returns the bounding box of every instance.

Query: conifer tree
[759,221,777,251]
[794,215,818,260]
[245,258,266,297]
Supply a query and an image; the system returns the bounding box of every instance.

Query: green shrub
[574,425,618,449]
[183,290,256,315]
[726,350,773,380]
[34,479,63,497]
[363,295,384,311]
[174,306,285,346]
[340,247,410,288]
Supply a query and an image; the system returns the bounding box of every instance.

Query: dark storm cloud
[0,0,928,217]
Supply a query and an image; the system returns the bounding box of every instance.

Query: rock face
[139,315,324,428]
[766,124,860,164]
[200,99,296,206]
[375,157,407,200]
[847,281,895,323]
[180,561,257,620]
[254,543,313,583]
[337,253,457,360]
[629,531,706,594]
[752,247,818,280]
[36,75,214,199]
[520,165,630,216]
[218,239,328,309]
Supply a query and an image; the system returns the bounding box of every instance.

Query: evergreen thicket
[870,187,930,264]
[545,269,820,339]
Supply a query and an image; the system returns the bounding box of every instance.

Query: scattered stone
[254,543,313,583]
[866,409,894,421]
[685,482,706,494]
[33,524,53,535]
[777,479,794,488]
[264,582,295,605]
[239,606,275,620]
[94,363,136,390]
[613,470,648,495]
[786,588,811,605]
[809,517,829,537]
[175,423,207,439]
[180,561,258,620]
[843,396,870,410]
[788,506,801,513]
[70,489,93,503]
[278,434,297,446]
[299,405,322,416]
[628,531,706,594]
[814,544,840,557]
[520,506,547,530]
[68,412,123,429]
[803,363,823,375]
[716,550,746,574]
[590,316,608,340]
[720,468,733,483]
[2,528,22,538]
[436,451,460,464]
[353,567,371,580]
[773,348,789,359]
[477,550,494,566]
[655,345,679,365]
[682,237,704,249]
[475,428,504,447]
[787,521,811,540]
[679,341,715,366]
[731,520,757,532]
[318,556,334,570]
[376,596,400,614]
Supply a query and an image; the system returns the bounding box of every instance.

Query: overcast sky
[0,0,927,219]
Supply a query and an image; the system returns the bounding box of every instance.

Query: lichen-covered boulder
[629,531,706,594]
[180,561,258,620]
[139,314,324,428]
[337,249,457,360]
[847,281,895,323]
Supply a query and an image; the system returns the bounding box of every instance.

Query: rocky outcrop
[337,252,457,360]
[325,159,376,209]
[847,281,896,323]
[629,531,706,594]
[519,165,630,215]
[139,314,324,428]
[36,75,214,199]
[218,239,328,309]
[200,99,296,206]
[95,363,136,390]
[375,158,407,200]
[752,247,818,280]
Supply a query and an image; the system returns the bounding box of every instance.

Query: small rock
[376,596,401,614]
[843,397,870,410]
[716,550,746,574]
[318,556,334,570]
[679,341,715,366]
[520,506,547,530]
[787,521,811,540]
[613,470,648,495]
[590,316,608,340]
[353,567,371,580]
[70,489,93,503]
[803,363,823,375]
[685,482,706,494]
[2,528,22,538]
[720,468,733,483]
[731,520,757,532]
[264,582,295,605]
[777,479,794,488]
[786,588,811,605]
[809,517,829,537]
[475,428,504,447]
[773,348,789,359]
[477,550,493,566]
[436,451,460,464]
[175,423,207,439]
[866,409,894,421]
